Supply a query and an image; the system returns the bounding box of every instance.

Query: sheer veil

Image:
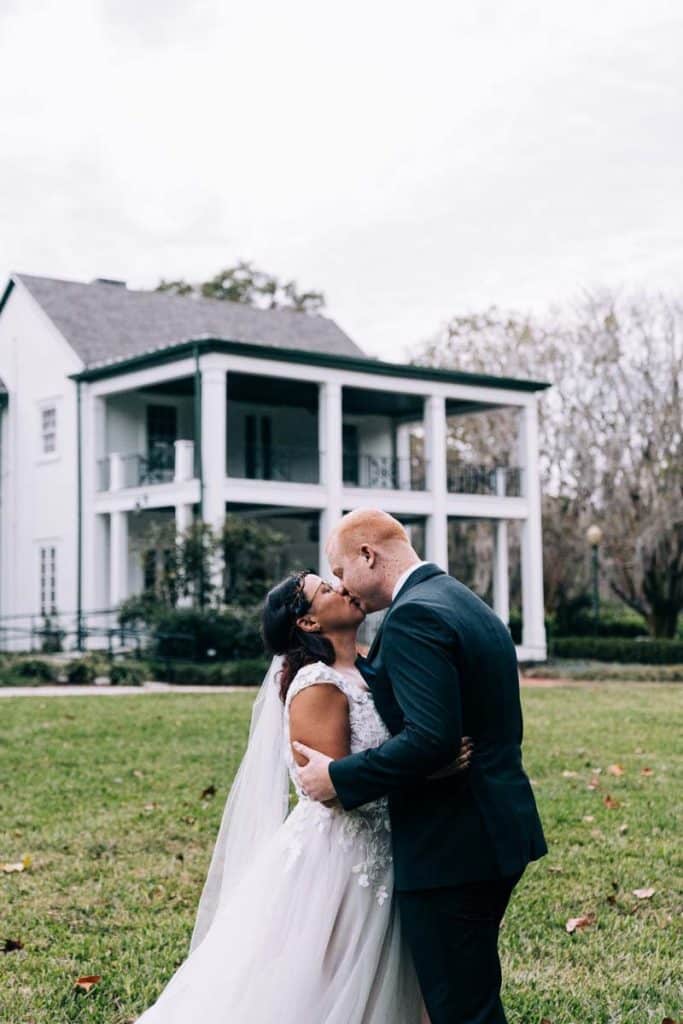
[189,655,290,952]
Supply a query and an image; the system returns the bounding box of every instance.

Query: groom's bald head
[326,509,419,613]
[333,508,409,551]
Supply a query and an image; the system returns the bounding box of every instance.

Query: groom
[294,508,547,1024]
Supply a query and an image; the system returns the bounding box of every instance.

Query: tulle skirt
[135,800,423,1023]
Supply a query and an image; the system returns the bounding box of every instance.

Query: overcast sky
[2,0,682,360]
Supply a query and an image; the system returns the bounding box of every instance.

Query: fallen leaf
[633,887,655,899]
[562,770,578,778]
[1,855,31,874]
[143,803,158,811]
[587,776,601,790]
[641,767,654,776]
[201,784,216,800]
[603,794,620,809]
[132,769,144,778]
[566,912,596,933]
[583,815,595,822]
[541,1019,553,1024]
[2,938,23,953]
[548,865,564,873]
[607,764,625,776]
[74,975,101,992]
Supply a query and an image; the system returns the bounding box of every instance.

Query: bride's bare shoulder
[288,668,350,763]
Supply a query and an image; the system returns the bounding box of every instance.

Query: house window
[245,414,273,479]
[343,424,359,485]
[41,406,57,454]
[39,545,57,615]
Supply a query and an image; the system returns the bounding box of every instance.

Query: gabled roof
[6,273,365,368]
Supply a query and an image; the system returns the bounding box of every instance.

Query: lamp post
[586,524,603,631]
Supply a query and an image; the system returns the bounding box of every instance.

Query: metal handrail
[343,453,427,491]
[447,464,523,497]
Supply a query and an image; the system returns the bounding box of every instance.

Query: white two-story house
[0,273,549,660]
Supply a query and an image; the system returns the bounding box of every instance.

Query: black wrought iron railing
[239,444,320,484]
[447,464,523,497]
[96,444,176,491]
[343,454,427,491]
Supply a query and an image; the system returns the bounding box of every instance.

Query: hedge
[12,658,59,681]
[65,659,97,685]
[149,657,269,686]
[551,636,683,664]
[109,661,147,686]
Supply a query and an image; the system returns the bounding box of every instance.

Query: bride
[134,569,470,1023]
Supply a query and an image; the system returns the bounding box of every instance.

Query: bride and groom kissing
[136,508,547,1024]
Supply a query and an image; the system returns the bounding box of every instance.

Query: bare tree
[413,292,683,636]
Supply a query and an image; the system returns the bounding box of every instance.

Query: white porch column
[518,400,546,657]
[493,524,510,625]
[174,439,195,482]
[396,422,412,490]
[200,358,227,531]
[493,468,510,625]
[175,502,193,535]
[175,502,194,607]
[109,452,124,491]
[424,395,449,569]
[318,380,343,575]
[109,510,128,607]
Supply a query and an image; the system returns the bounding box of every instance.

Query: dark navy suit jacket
[329,563,547,891]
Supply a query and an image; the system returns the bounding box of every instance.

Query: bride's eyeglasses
[286,568,319,619]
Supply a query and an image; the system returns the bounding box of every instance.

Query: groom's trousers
[396,869,524,1024]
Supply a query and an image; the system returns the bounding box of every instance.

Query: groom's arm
[328,602,464,811]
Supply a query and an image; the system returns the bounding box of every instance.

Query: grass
[1,686,681,1024]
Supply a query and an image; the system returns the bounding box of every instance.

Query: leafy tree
[219,514,286,604]
[156,260,325,314]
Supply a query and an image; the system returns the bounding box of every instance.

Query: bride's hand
[426,736,474,780]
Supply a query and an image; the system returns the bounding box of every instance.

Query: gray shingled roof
[14,274,365,368]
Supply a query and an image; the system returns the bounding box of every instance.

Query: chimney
[92,278,127,287]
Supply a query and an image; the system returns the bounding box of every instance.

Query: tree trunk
[647,604,681,639]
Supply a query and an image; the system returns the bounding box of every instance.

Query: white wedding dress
[135,660,424,1023]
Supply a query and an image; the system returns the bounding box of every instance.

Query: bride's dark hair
[262,569,336,701]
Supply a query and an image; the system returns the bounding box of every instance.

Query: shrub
[13,658,58,681]
[551,636,683,664]
[152,606,264,662]
[66,659,97,684]
[109,661,147,686]
[147,657,268,686]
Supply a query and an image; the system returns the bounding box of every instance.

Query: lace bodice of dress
[282,661,393,905]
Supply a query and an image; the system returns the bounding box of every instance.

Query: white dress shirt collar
[391,560,428,603]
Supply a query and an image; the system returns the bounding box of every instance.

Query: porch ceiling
[342,387,424,418]
[227,373,318,410]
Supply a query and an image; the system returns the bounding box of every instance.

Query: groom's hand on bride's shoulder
[426,736,474,780]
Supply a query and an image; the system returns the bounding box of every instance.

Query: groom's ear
[360,544,376,568]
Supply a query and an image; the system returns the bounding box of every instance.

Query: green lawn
[1,685,681,1024]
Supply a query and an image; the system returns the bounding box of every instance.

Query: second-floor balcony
[94,371,527,500]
